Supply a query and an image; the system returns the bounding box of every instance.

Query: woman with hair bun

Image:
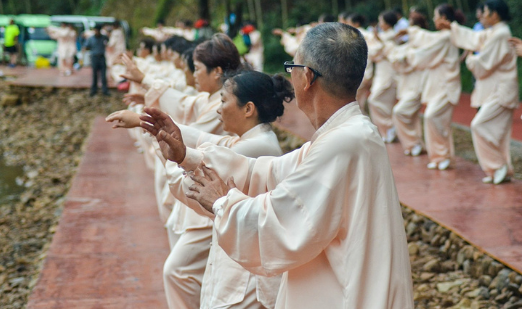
[150,70,294,309]
[439,0,518,184]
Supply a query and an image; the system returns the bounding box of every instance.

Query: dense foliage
[1,0,520,94]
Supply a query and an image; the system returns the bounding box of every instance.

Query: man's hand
[508,37,522,57]
[123,93,145,106]
[139,107,186,163]
[120,54,145,83]
[186,166,236,213]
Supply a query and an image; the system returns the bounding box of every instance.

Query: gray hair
[298,23,367,98]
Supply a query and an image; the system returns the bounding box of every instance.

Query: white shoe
[438,159,451,170]
[385,127,397,143]
[404,149,411,156]
[493,165,508,184]
[411,144,422,157]
[482,176,493,184]
[65,70,72,76]
[427,162,437,169]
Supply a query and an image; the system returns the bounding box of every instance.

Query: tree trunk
[154,0,176,25]
[199,0,211,21]
[255,0,263,29]
[281,0,288,28]
[248,0,256,22]
[345,0,352,11]
[332,0,338,16]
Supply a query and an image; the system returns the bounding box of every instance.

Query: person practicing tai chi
[141,22,414,309]
[439,0,518,184]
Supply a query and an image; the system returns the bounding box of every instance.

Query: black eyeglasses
[283,61,323,85]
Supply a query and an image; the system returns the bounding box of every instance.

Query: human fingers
[190,173,209,186]
[105,110,123,122]
[202,165,218,182]
[140,121,159,136]
[227,177,237,189]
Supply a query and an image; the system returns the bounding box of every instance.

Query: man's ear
[303,67,315,91]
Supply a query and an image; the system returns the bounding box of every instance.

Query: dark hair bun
[228,71,295,123]
[271,74,295,105]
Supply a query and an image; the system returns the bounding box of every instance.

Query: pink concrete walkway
[5,67,117,89]
[274,100,522,274]
[26,117,169,309]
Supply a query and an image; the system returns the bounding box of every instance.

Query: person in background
[346,13,373,114]
[84,25,110,96]
[367,10,399,142]
[439,0,518,184]
[243,21,264,71]
[474,3,485,31]
[394,7,410,42]
[106,20,126,72]
[508,37,522,57]
[4,19,20,68]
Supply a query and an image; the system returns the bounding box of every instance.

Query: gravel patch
[0,82,124,308]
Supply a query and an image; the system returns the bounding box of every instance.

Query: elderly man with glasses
[140,22,414,309]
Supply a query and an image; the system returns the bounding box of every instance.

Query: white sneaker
[404,149,411,156]
[427,162,437,169]
[493,165,508,184]
[385,127,397,143]
[482,176,493,184]
[411,144,422,157]
[438,159,451,170]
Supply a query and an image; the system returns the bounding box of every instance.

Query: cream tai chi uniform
[141,27,173,42]
[142,76,196,226]
[165,123,283,309]
[106,28,126,75]
[387,40,426,153]
[178,102,414,309]
[244,30,264,72]
[356,27,374,114]
[449,21,519,177]
[367,29,398,139]
[147,81,225,309]
[47,26,76,71]
[280,25,312,57]
[405,27,461,165]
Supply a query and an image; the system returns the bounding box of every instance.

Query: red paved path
[26,118,169,309]
[4,66,117,89]
[274,100,522,274]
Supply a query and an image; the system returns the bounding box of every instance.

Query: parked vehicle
[15,14,57,65]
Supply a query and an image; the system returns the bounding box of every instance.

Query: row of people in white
[108,34,285,308]
[275,2,518,184]
[107,25,414,308]
[136,22,414,308]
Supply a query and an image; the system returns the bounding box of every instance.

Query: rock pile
[403,207,522,309]
[0,83,124,309]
